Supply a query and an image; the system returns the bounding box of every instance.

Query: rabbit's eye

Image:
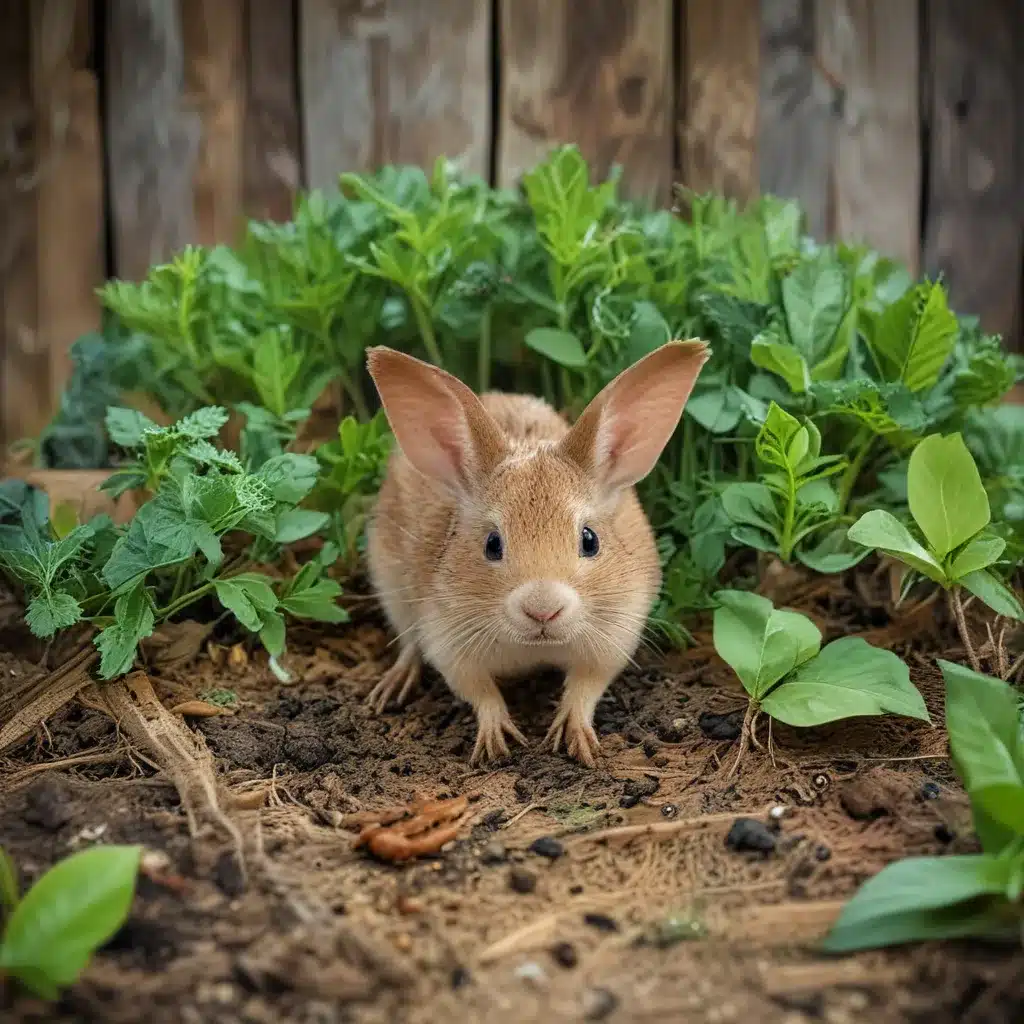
[580,526,600,558]
[485,531,504,562]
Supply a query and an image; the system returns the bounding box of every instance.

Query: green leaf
[868,279,958,392]
[821,855,1010,953]
[712,590,821,700]
[214,573,279,633]
[907,433,990,559]
[274,509,329,545]
[0,845,141,999]
[25,592,83,639]
[686,389,743,434]
[750,338,810,393]
[846,510,947,585]
[761,637,930,727]
[796,527,871,574]
[959,570,1024,622]
[940,659,1024,852]
[721,483,779,536]
[781,257,847,366]
[0,846,18,911]
[258,609,286,657]
[103,499,198,591]
[948,535,1006,580]
[524,328,588,369]
[105,407,159,448]
[280,577,348,623]
[95,584,155,679]
[176,407,229,440]
[257,454,320,504]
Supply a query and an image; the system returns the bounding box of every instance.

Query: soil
[1,567,1022,1024]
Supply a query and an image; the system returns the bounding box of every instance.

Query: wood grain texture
[300,0,491,189]
[680,0,759,204]
[923,0,1024,349]
[182,0,245,246]
[244,0,301,221]
[32,0,104,411]
[758,0,834,238]
[497,0,673,202]
[816,0,920,271]
[106,0,201,280]
[1,0,46,451]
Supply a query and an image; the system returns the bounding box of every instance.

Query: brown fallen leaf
[170,700,232,718]
[353,794,474,863]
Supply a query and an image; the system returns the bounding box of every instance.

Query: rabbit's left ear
[559,340,711,492]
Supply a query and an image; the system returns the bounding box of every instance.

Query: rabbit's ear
[560,340,710,492]
[367,347,507,491]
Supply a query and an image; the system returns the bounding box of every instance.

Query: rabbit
[364,339,710,765]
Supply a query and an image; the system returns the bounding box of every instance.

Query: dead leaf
[170,700,232,718]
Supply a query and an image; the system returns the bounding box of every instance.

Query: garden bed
[1,569,1020,1024]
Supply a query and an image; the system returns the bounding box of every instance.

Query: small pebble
[451,966,470,989]
[569,884,584,895]
[529,836,564,859]
[583,987,619,1021]
[480,841,507,865]
[514,961,546,986]
[583,912,618,933]
[642,737,659,758]
[934,824,955,844]
[393,933,412,952]
[660,803,678,818]
[725,817,777,854]
[769,804,788,821]
[619,794,641,809]
[697,710,742,741]
[814,844,832,862]
[550,941,578,968]
[652,754,669,768]
[509,867,537,894]
[921,781,941,800]
[481,808,506,829]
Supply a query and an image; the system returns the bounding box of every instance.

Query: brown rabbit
[364,340,710,765]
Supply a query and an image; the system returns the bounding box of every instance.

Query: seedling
[0,845,140,999]
[847,432,1024,672]
[712,589,930,776]
[823,662,1024,953]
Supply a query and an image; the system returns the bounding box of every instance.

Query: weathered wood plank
[758,0,834,238]
[497,0,674,201]
[816,0,920,271]
[923,0,1023,349]
[1,0,46,452]
[300,0,491,189]
[32,0,105,411]
[106,0,201,280]
[680,0,760,204]
[244,0,301,221]
[182,0,245,246]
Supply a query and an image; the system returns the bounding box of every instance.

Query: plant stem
[159,582,214,623]
[837,428,875,513]
[950,587,982,673]
[337,368,371,421]
[779,470,797,562]
[478,304,492,393]
[411,298,444,368]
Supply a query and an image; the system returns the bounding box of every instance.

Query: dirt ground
[1,567,1022,1024]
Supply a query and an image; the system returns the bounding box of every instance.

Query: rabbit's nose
[522,603,563,623]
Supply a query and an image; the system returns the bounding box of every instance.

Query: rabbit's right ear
[367,347,507,491]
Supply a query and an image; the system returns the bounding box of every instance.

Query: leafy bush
[823,663,1024,952]
[0,845,140,998]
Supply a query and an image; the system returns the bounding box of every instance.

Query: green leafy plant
[823,662,1024,953]
[713,589,930,774]
[0,845,140,999]
[848,431,1024,670]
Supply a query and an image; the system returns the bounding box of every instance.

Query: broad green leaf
[524,328,588,369]
[176,407,229,440]
[907,433,989,559]
[95,584,155,679]
[940,659,1024,852]
[760,637,930,727]
[750,338,810,393]
[868,280,958,392]
[959,570,1024,622]
[0,846,18,910]
[781,257,847,366]
[103,500,198,591]
[105,407,159,448]
[0,845,141,999]
[26,592,83,639]
[712,590,821,700]
[821,855,1010,953]
[274,509,329,544]
[280,578,348,623]
[949,536,1006,580]
[720,483,778,536]
[214,573,279,633]
[50,502,79,540]
[257,454,320,504]
[686,389,743,434]
[846,510,947,585]
[259,609,286,657]
[796,528,871,575]
[755,402,803,470]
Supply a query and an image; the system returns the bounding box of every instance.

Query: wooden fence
[2,0,1022,452]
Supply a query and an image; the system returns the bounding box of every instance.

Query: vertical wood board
[497,0,674,201]
[300,0,491,189]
